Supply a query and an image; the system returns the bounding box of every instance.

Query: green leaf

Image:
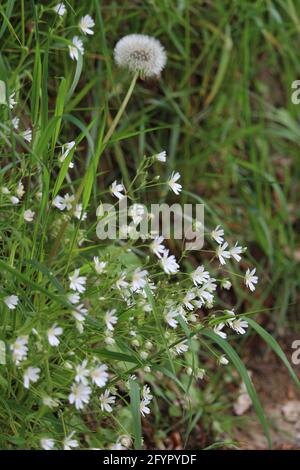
[201,329,272,449]
[129,379,142,450]
[0,0,17,40]
[152,364,187,393]
[51,77,67,152]
[247,318,300,391]
[82,114,105,210]
[90,349,140,364]
[66,50,83,103]
[31,41,41,126]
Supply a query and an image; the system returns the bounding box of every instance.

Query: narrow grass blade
[201,329,272,448]
[129,379,142,450]
[247,317,300,390]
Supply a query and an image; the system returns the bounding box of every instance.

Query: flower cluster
[0,22,261,451]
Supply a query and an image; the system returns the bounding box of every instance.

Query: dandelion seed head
[114,34,167,78]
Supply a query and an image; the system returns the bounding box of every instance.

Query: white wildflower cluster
[53,194,87,220]
[210,224,258,291]
[140,385,153,416]
[52,3,95,60]
[69,15,94,61]
[68,358,111,411]
[0,28,263,451]
[1,89,32,144]
[1,134,260,451]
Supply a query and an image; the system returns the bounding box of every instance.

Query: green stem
[49,72,139,261]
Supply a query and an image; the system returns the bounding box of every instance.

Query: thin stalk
[49,72,139,261]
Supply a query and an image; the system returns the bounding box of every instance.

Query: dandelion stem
[102,71,138,147]
[49,72,139,261]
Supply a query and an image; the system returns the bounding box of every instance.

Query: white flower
[161,250,180,275]
[69,269,87,293]
[72,303,88,326]
[213,322,227,339]
[90,364,109,388]
[69,36,84,61]
[165,309,180,328]
[24,209,35,222]
[140,399,151,417]
[74,203,87,220]
[60,141,75,163]
[174,340,189,355]
[219,355,229,365]
[4,294,19,310]
[69,382,91,410]
[150,235,165,258]
[105,309,118,331]
[129,203,145,225]
[53,193,75,211]
[16,181,25,198]
[52,195,65,210]
[10,196,19,205]
[11,336,28,365]
[63,193,75,210]
[140,351,148,360]
[68,292,80,304]
[191,266,210,286]
[93,256,107,274]
[182,291,196,311]
[63,432,78,450]
[211,225,224,244]
[22,128,32,142]
[9,91,16,109]
[12,117,19,130]
[230,318,249,335]
[225,309,236,321]
[196,368,206,380]
[155,150,166,162]
[111,442,126,450]
[167,171,182,195]
[23,366,40,389]
[110,180,125,200]
[142,385,153,403]
[139,385,153,416]
[221,279,232,290]
[72,310,85,332]
[120,435,132,448]
[131,268,148,292]
[114,34,167,78]
[216,242,231,265]
[41,438,55,450]
[47,324,63,347]
[245,268,258,292]
[79,15,95,35]
[53,2,66,16]
[197,285,214,305]
[42,396,59,408]
[75,359,90,384]
[99,389,116,413]
[115,273,129,290]
[230,242,244,262]
[205,278,217,293]
[105,333,115,346]
[2,186,10,194]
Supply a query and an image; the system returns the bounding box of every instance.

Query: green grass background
[0,0,300,448]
